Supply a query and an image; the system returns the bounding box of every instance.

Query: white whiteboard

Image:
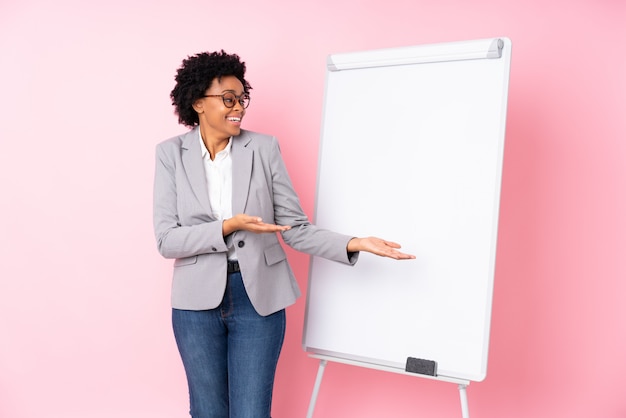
[303,38,512,382]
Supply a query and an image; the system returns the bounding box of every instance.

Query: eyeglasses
[203,92,251,109]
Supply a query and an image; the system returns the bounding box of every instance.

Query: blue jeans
[172,272,286,418]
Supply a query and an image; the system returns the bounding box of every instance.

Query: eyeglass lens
[223,92,250,108]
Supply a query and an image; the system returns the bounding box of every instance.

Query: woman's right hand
[223,214,291,236]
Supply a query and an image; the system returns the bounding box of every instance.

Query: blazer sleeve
[153,140,229,259]
[266,137,359,265]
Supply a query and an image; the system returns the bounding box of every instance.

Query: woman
[153,50,414,418]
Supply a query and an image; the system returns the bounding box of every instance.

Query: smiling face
[193,75,247,145]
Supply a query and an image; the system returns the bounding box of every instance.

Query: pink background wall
[1,0,624,417]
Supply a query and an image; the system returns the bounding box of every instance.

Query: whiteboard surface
[303,38,511,382]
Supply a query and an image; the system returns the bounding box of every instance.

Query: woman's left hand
[347,237,415,260]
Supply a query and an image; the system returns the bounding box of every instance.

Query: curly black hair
[170,50,252,127]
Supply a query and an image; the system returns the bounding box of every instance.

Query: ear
[192,98,204,114]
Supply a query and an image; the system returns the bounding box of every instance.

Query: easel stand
[306,354,471,418]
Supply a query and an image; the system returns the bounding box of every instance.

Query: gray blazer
[153,127,358,315]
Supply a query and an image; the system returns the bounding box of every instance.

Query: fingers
[390,252,416,260]
[241,215,291,233]
[381,248,415,260]
[381,240,401,249]
[251,224,290,233]
[382,242,415,259]
[366,237,415,259]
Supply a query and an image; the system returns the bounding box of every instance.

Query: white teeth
[228,117,241,122]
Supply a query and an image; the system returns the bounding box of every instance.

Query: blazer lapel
[181,128,213,216]
[231,131,253,216]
